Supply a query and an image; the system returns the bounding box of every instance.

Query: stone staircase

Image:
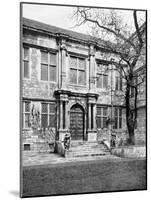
[65,141,111,158]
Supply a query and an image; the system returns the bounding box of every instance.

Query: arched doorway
[70,104,84,140]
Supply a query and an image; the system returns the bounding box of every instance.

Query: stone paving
[22,151,122,166]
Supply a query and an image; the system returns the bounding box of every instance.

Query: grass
[22,158,146,197]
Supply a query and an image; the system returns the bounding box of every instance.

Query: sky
[23,4,89,34]
[22,3,146,36]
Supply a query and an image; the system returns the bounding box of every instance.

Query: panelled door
[70,104,84,140]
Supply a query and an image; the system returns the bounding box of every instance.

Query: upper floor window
[41,102,56,128]
[23,101,31,128]
[23,47,30,79]
[41,51,57,82]
[96,106,108,128]
[69,56,86,85]
[115,71,122,91]
[96,64,108,89]
[113,107,122,129]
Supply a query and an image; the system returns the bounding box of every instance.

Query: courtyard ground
[21,152,147,197]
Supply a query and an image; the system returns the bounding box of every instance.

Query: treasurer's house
[22,18,146,155]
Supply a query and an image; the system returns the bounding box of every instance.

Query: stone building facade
[22,18,146,153]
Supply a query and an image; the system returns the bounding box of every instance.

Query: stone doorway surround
[54,89,98,156]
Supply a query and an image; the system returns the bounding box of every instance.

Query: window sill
[68,84,87,88]
[97,128,108,130]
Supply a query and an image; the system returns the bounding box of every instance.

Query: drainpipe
[110,58,114,146]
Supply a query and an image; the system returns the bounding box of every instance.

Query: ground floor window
[96,106,108,128]
[23,101,31,128]
[113,107,122,129]
[41,102,56,128]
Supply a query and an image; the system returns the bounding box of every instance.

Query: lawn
[22,158,147,197]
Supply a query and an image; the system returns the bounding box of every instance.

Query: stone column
[87,96,97,141]
[65,101,68,129]
[58,44,61,89]
[58,94,69,141]
[93,103,97,130]
[89,44,96,92]
[88,103,91,130]
[60,39,67,89]
[59,101,63,130]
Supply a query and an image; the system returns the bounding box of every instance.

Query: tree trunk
[125,79,135,145]
[127,123,135,145]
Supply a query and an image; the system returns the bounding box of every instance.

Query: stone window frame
[96,106,108,129]
[69,55,86,86]
[23,46,30,79]
[41,102,56,128]
[96,63,108,89]
[115,70,123,91]
[23,101,31,129]
[113,107,122,129]
[40,50,57,82]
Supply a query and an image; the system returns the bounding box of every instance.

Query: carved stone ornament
[89,45,95,57]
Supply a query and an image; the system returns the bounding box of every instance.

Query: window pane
[41,114,48,128]
[42,103,48,113]
[114,108,118,117]
[50,53,56,65]
[115,76,119,90]
[97,64,102,73]
[25,102,30,112]
[97,107,101,115]
[120,77,122,90]
[103,117,107,128]
[70,69,77,84]
[103,75,108,88]
[97,75,102,88]
[49,104,55,114]
[97,117,101,128]
[78,70,86,85]
[24,61,29,78]
[113,117,118,129]
[49,114,55,127]
[119,117,122,129]
[70,57,77,69]
[41,51,48,64]
[119,108,122,117]
[24,48,29,60]
[25,114,30,128]
[49,66,56,82]
[41,64,48,81]
[103,108,107,116]
[79,58,85,70]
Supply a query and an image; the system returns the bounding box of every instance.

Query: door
[70,104,84,140]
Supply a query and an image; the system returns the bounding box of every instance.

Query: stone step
[70,148,108,152]
[70,144,107,149]
[71,145,105,148]
[71,141,102,145]
[66,151,110,158]
[65,141,110,158]
[71,145,106,148]
[68,151,110,155]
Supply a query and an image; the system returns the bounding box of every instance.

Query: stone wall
[111,146,146,158]
[22,22,146,151]
[135,106,146,145]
